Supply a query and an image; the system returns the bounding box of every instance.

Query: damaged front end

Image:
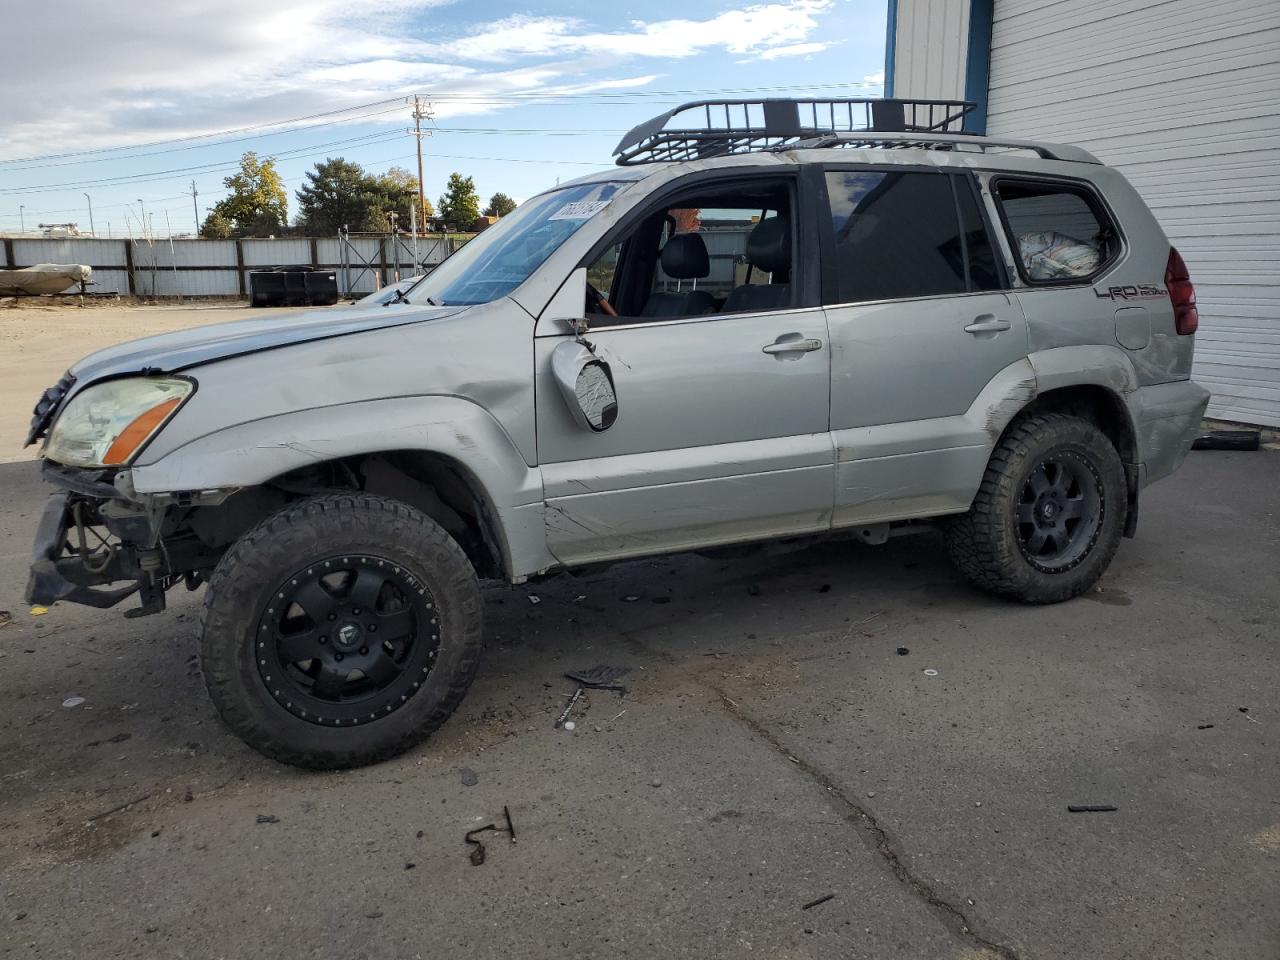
[27,463,227,618]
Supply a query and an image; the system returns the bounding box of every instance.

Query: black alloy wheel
[256,555,440,726]
[1015,452,1104,573]
[200,494,483,769]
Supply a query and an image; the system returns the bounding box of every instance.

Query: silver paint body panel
[45,141,1208,581]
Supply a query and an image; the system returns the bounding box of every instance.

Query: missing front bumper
[25,493,140,609]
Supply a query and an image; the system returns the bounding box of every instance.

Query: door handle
[964,314,1011,335]
[762,333,824,355]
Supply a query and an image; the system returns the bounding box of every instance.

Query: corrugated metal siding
[242,239,311,266]
[892,0,971,99]
[87,270,130,294]
[13,239,127,266]
[987,0,1280,425]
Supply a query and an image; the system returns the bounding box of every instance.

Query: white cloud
[864,70,886,86]
[0,0,836,160]
[757,41,832,60]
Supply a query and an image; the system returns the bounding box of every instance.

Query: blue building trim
[964,0,994,133]
[884,0,899,97]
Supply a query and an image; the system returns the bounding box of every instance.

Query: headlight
[44,377,193,468]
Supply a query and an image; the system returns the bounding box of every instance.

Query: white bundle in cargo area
[0,263,92,296]
[1016,232,1100,281]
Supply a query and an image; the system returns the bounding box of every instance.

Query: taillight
[1166,247,1198,335]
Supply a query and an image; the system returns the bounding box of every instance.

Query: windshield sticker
[548,200,611,221]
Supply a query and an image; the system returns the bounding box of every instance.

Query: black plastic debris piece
[1067,804,1117,813]
[896,647,910,656]
[256,814,280,824]
[564,665,630,690]
[1197,724,1215,730]
[1192,430,1260,451]
[747,583,762,596]
[465,806,516,866]
[817,584,831,593]
[1239,706,1250,713]
[802,894,835,910]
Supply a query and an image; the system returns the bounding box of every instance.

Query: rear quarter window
[993,178,1119,285]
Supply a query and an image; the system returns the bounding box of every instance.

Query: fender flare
[128,396,554,580]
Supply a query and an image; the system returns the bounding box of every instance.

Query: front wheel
[199,494,483,769]
[946,413,1127,604]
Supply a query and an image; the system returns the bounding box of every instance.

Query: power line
[0,131,406,194]
[0,97,406,165]
[0,81,882,166]
[0,106,407,172]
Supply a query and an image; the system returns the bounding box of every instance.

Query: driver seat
[642,233,717,317]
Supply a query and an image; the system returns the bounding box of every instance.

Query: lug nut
[352,607,361,615]
[335,652,344,661]
[359,646,368,655]
[328,613,337,621]
[368,624,377,633]
[319,636,327,644]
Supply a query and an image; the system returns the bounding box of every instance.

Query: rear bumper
[1132,379,1211,487]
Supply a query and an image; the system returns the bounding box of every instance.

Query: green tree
[438,172,481,228]
[295,158,377,233]
[369,166,430,229]
[483,191,517,218]
[209,151,288,236]
[295,160,434,234]
[200,209,233,239]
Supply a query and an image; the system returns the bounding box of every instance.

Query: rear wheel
[200,493,483,768]
[946,413,1127,604]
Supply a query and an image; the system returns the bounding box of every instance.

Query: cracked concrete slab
[1,451,1277,959]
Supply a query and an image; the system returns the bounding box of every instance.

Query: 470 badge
[1094,283,1167,301]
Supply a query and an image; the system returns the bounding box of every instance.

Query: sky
[0,0,886,237]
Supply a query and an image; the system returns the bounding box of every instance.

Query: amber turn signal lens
[102,397,183,465]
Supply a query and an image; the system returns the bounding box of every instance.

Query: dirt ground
[0,299,319,463]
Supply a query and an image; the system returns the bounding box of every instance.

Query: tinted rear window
[994,179,1116,283]
[823,171,968,303]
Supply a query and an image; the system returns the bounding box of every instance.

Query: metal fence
[0,234,471,298]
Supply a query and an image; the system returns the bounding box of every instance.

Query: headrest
[660,232,710,280]
[747,216,790,275]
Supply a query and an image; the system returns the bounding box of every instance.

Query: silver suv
[24,98,1209,768]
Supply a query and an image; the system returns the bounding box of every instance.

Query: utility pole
[189,181,199,235]
[83,193,95,236]
[19,205,25,234]
[137,199,147,240]
[411,95,433,229]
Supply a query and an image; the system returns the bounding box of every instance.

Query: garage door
[984,0,1280,427]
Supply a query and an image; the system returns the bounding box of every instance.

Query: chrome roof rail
[793,130,1101,164]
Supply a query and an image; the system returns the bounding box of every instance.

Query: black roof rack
[613,97,975,165]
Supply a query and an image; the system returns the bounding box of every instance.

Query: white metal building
[886,0,1280,426]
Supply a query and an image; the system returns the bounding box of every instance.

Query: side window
[823,171,968,303]
[993,179,1116,284]
[652,207,779,304]
[583,178,796,321]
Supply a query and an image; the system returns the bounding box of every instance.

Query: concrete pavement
[1,451,1276,959]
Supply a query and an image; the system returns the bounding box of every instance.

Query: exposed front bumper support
[25,494,140,609]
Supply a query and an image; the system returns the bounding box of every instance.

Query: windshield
[404,181,626,306]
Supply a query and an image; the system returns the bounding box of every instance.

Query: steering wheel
[586,282,618,317]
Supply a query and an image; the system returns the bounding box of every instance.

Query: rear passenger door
[818,167,1029,526]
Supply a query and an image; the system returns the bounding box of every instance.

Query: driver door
[533,173,834,566]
